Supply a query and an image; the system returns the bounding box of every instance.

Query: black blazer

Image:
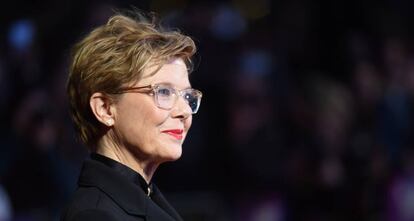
[60,157,184,221]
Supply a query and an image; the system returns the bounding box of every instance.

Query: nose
[171,95,192,119]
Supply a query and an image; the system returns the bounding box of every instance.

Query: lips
[161,129,184,140]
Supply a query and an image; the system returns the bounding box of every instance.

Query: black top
[90,153,153,196]
[60,153,183,221]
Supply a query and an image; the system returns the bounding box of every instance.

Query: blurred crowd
[2,0,414,220]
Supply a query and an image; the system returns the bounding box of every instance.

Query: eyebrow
[153,82,192,90]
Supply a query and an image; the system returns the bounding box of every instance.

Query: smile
[161,129,184,140]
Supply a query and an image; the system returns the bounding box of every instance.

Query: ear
[90,92,116,127]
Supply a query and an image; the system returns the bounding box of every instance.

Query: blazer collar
[78,158,148,216]
[77,158,184,221]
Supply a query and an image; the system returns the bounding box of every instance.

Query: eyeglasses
[115,83,203,114]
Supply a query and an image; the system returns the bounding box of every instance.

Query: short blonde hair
[67,12,196,149]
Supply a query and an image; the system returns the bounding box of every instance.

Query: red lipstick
[162,129,184,140]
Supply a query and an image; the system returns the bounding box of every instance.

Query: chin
[166,149,182,162]
[158,145,182,163]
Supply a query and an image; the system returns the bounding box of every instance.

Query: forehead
[139,58,190,88]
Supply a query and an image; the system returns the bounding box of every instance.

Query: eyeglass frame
[112,83,203,114]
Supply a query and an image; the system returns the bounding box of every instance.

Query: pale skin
[89,58,193,183]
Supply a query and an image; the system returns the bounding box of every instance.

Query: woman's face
[112,58,192,163]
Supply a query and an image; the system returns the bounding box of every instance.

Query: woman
[61,11,202,221]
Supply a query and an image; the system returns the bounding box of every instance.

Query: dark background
[1,0,414,220]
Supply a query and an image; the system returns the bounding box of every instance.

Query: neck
[95,134,158,184]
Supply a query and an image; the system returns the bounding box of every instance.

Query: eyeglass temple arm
[115,85,153,93]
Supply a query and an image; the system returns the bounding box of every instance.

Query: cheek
[117,99,168,140]
[184,116,193,132]
[150,109,171,128]
[127,108,169,151]
[142,109,171,141]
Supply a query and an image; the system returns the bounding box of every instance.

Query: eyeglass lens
[155,85,201,113]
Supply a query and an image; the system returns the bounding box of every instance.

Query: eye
[157,87,172,97]
[183,92,195,102]
[183,91,198,108]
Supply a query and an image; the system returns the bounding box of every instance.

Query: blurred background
[1,0,414,220]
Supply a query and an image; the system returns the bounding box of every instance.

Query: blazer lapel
[150,185,184,221]
[146,199,181,221]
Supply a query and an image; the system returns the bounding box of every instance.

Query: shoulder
[61,186,123,220]
[67,186,106,209]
